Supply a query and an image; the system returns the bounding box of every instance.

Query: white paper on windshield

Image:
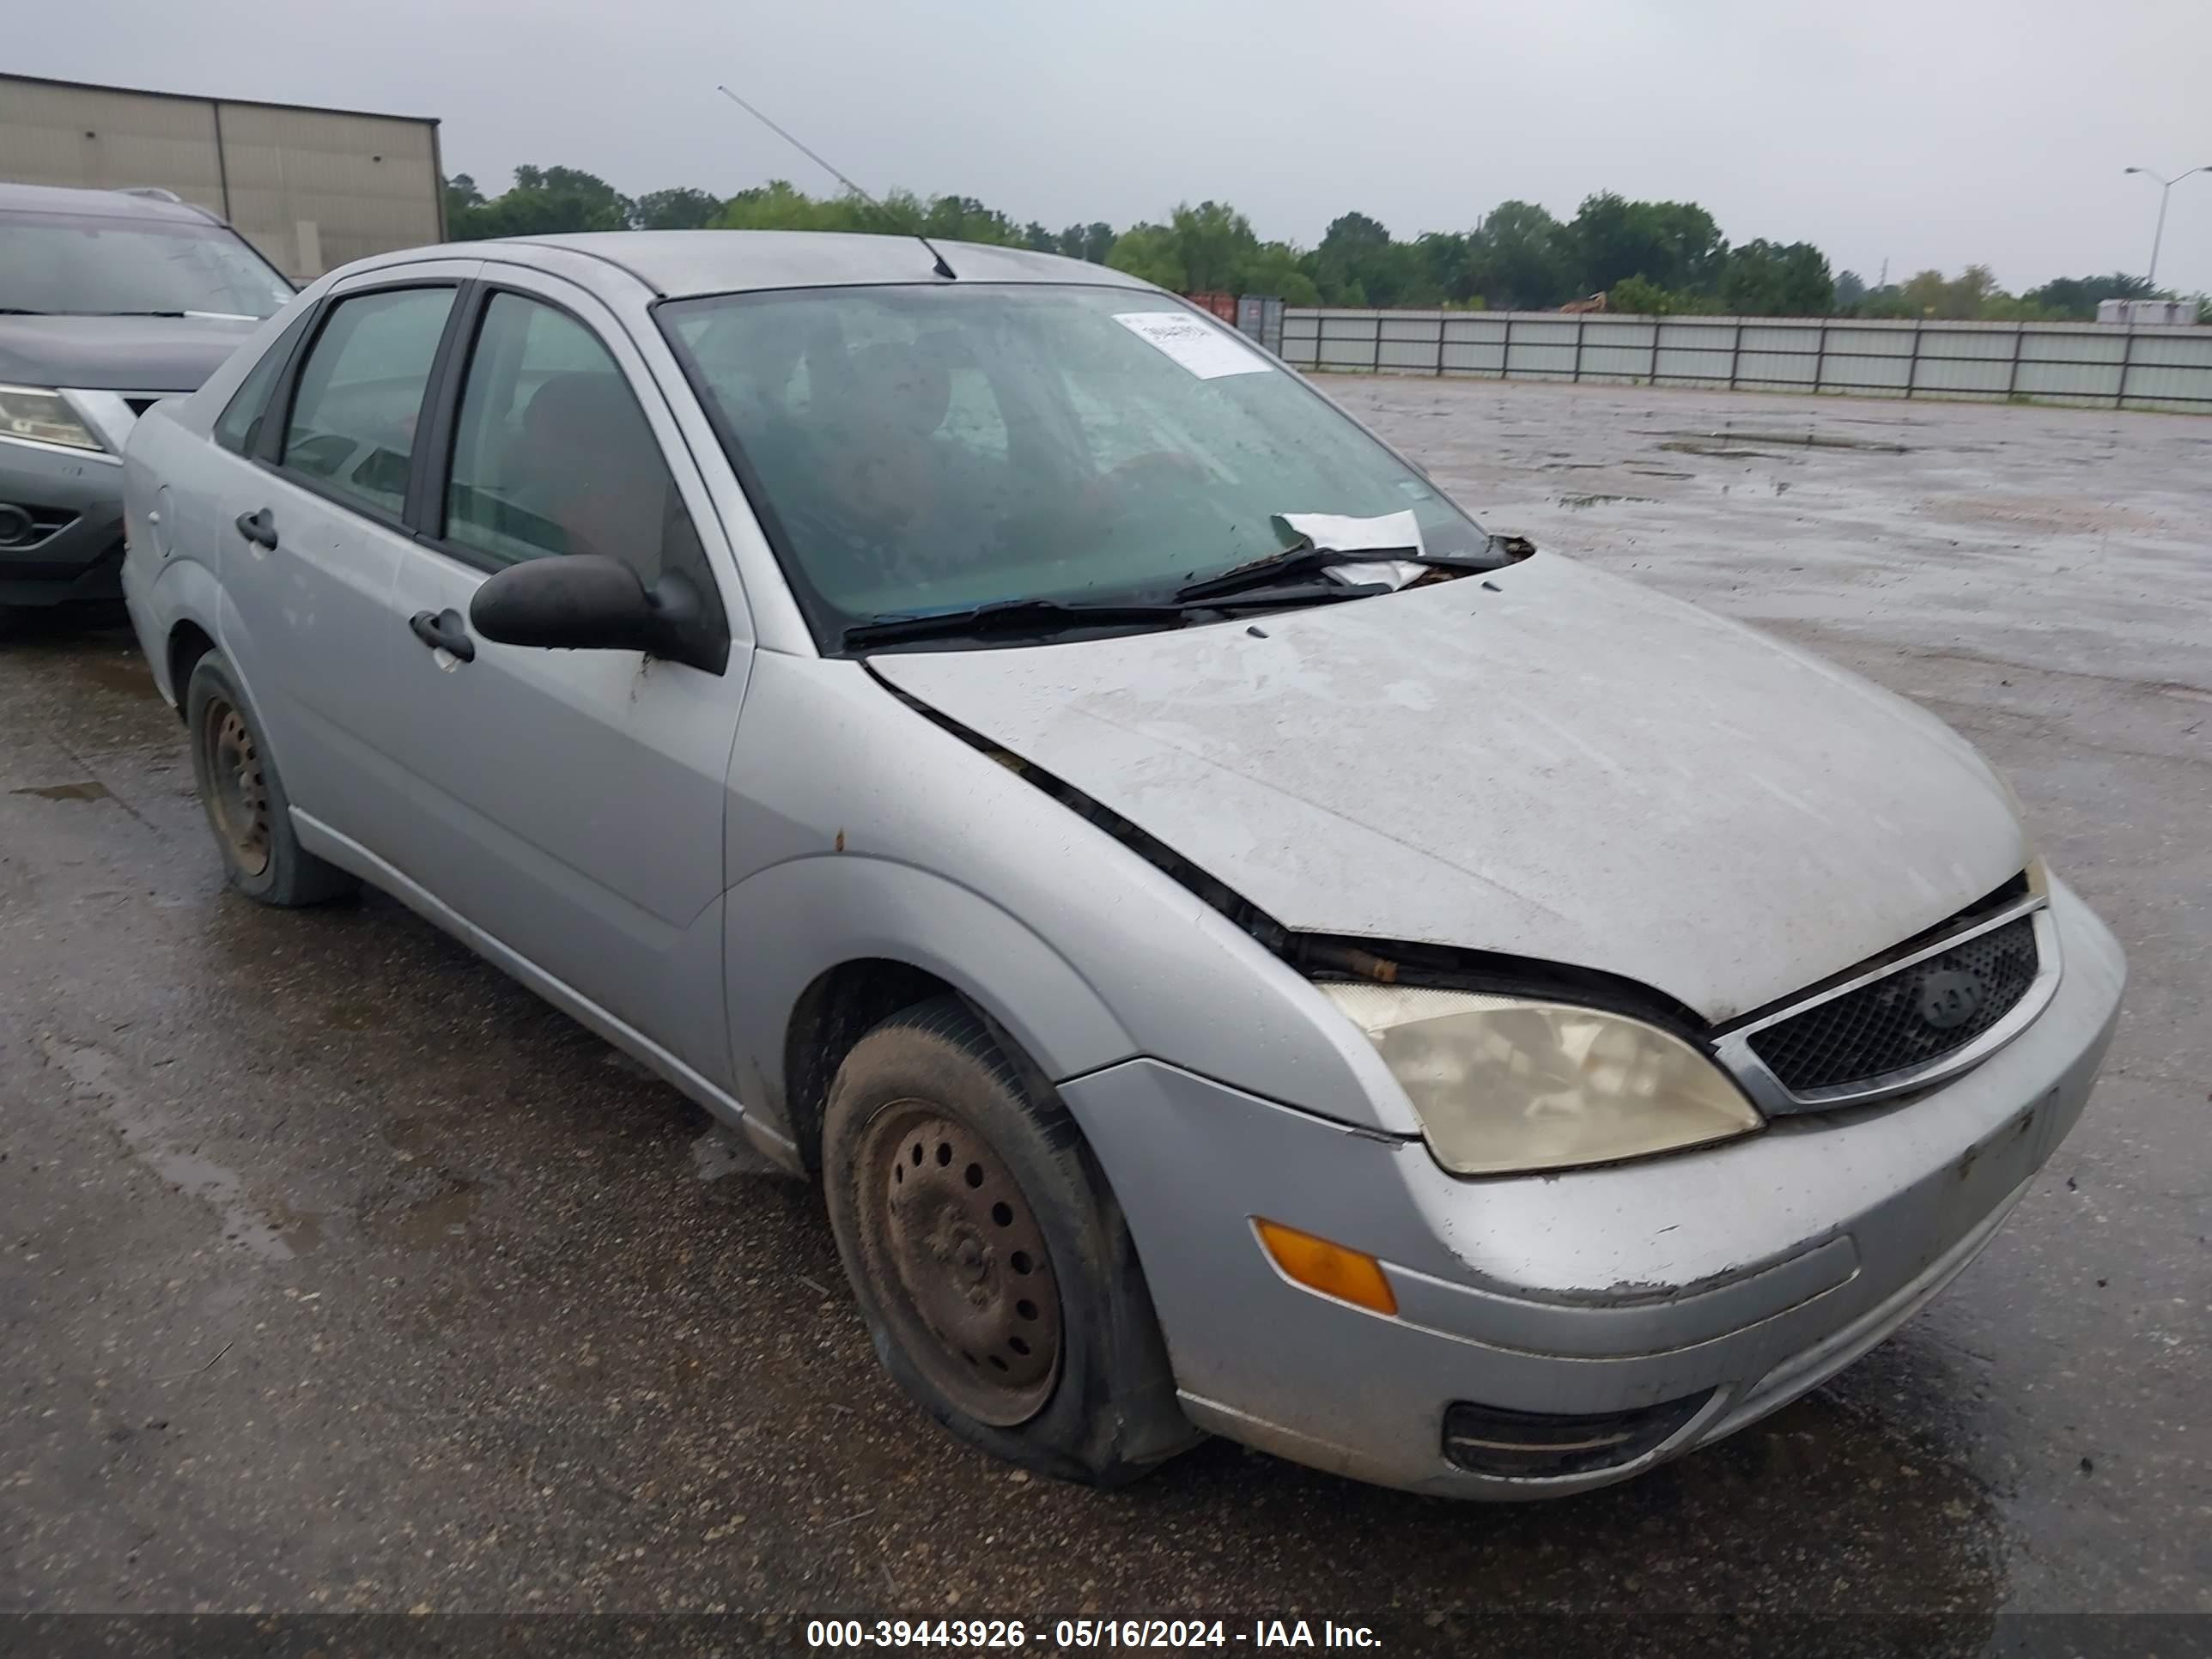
[1320,558,1430,590]
[1113,311,1273,379]
[1274,509,1426,557]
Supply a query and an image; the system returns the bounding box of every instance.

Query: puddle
[40,1034,300,1263]
[1646,427,1910,453]
[269,1200,325,1256]
[382,1115,434,1156]
[13,781,112,802]
[72,653,160,698]
[1557,493,1656,510]
[1917,495,2162,535]
[392,1182,480,1250]
[1659,441,1775,459]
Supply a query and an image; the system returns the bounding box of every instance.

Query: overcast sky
[21,0,2212,294]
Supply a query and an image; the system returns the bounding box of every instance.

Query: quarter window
[279,286,455,518]
[213,309,313,456]
[442,291,704,588]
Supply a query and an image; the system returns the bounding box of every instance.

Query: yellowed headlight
[1321,983,1763,1176]
[0,384,102,452]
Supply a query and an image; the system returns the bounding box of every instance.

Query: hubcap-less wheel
[203,698,270,878]
[854,1102,1064,1426]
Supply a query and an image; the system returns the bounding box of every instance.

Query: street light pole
[2123,166,2212,287]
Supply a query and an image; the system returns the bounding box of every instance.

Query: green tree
[2021,272,2158,319]
[714,179,849,232]
[1833,270,1867,309]
[1571,192,1727,295]
[1720,240,1834,315]
[1893,264,2001,319]
[1059,222,1115,264]
[632,187,725,230]
[1412,231,1474,303]
[1105,223,1187,290]
[1608,275,1677,315]
[1313,210,1400,304]
[445,173,484,227]
[1231,241,1321,305]
[450,165,632,239]
[711,183,1024,246]
[1168,200,1259,291]
[1464,200,1577,309]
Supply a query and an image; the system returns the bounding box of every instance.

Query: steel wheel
[202,696,270,878]
[853,1100,1064,1426]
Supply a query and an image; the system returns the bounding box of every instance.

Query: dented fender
[719,652,1421,1146]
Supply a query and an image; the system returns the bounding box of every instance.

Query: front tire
[823,996,1196,1484]
[185,654,356,907]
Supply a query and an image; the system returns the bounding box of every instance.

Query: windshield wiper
[1176,541,1503,603]
[842,596,1192,650]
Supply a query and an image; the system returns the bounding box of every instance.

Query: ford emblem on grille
[1745,910,2040,1095]
[1916,968,1988,1030]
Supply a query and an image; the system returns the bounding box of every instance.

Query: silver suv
[0,180,289,620]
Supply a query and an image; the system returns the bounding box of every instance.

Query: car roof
[0,179,224,225]
[368,230,1161,301]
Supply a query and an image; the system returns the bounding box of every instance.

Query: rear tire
[184,653,356,907]
[823,996,1197,1485]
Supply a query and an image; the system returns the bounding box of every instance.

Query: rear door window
[214,310,314,455]
[279,287,455,519]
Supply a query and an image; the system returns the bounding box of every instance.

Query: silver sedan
[119,231,2124,1498]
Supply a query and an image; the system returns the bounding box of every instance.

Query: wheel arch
[166,618,218,720]
[726,854,1139,1170]
[141,551,229,712]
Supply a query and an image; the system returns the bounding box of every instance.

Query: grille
[1748,915,2039,1093]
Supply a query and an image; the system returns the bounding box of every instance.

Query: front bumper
[0,441,126,607]
[1062,878,2125,1498]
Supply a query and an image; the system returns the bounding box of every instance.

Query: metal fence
[1278,308,2212,413]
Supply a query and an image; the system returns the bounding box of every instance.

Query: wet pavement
[2,380,2207,1643]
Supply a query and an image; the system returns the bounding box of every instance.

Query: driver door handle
[234,507,278,550]
[408,608,476,663]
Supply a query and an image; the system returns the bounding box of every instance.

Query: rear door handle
[408,608,476,663]
[234,507,278,549]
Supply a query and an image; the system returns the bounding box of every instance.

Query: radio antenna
[714,83,956,280]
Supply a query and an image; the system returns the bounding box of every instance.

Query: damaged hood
[870,552,2027,1023]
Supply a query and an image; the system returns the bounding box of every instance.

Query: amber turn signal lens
[1254,1218,1398,1316]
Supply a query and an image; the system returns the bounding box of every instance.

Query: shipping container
[2096,298,2198,327]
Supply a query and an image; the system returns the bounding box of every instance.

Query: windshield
[0,210,292,319]
[659,284,1495,645]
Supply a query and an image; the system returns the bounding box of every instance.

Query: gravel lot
[3,377,2206,1648]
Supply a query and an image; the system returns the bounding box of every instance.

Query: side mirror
[470,555,662,653]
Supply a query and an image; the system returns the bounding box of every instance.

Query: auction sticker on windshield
[1114,311,1273,379]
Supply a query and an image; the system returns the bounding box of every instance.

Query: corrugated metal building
[0,74,444,281]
